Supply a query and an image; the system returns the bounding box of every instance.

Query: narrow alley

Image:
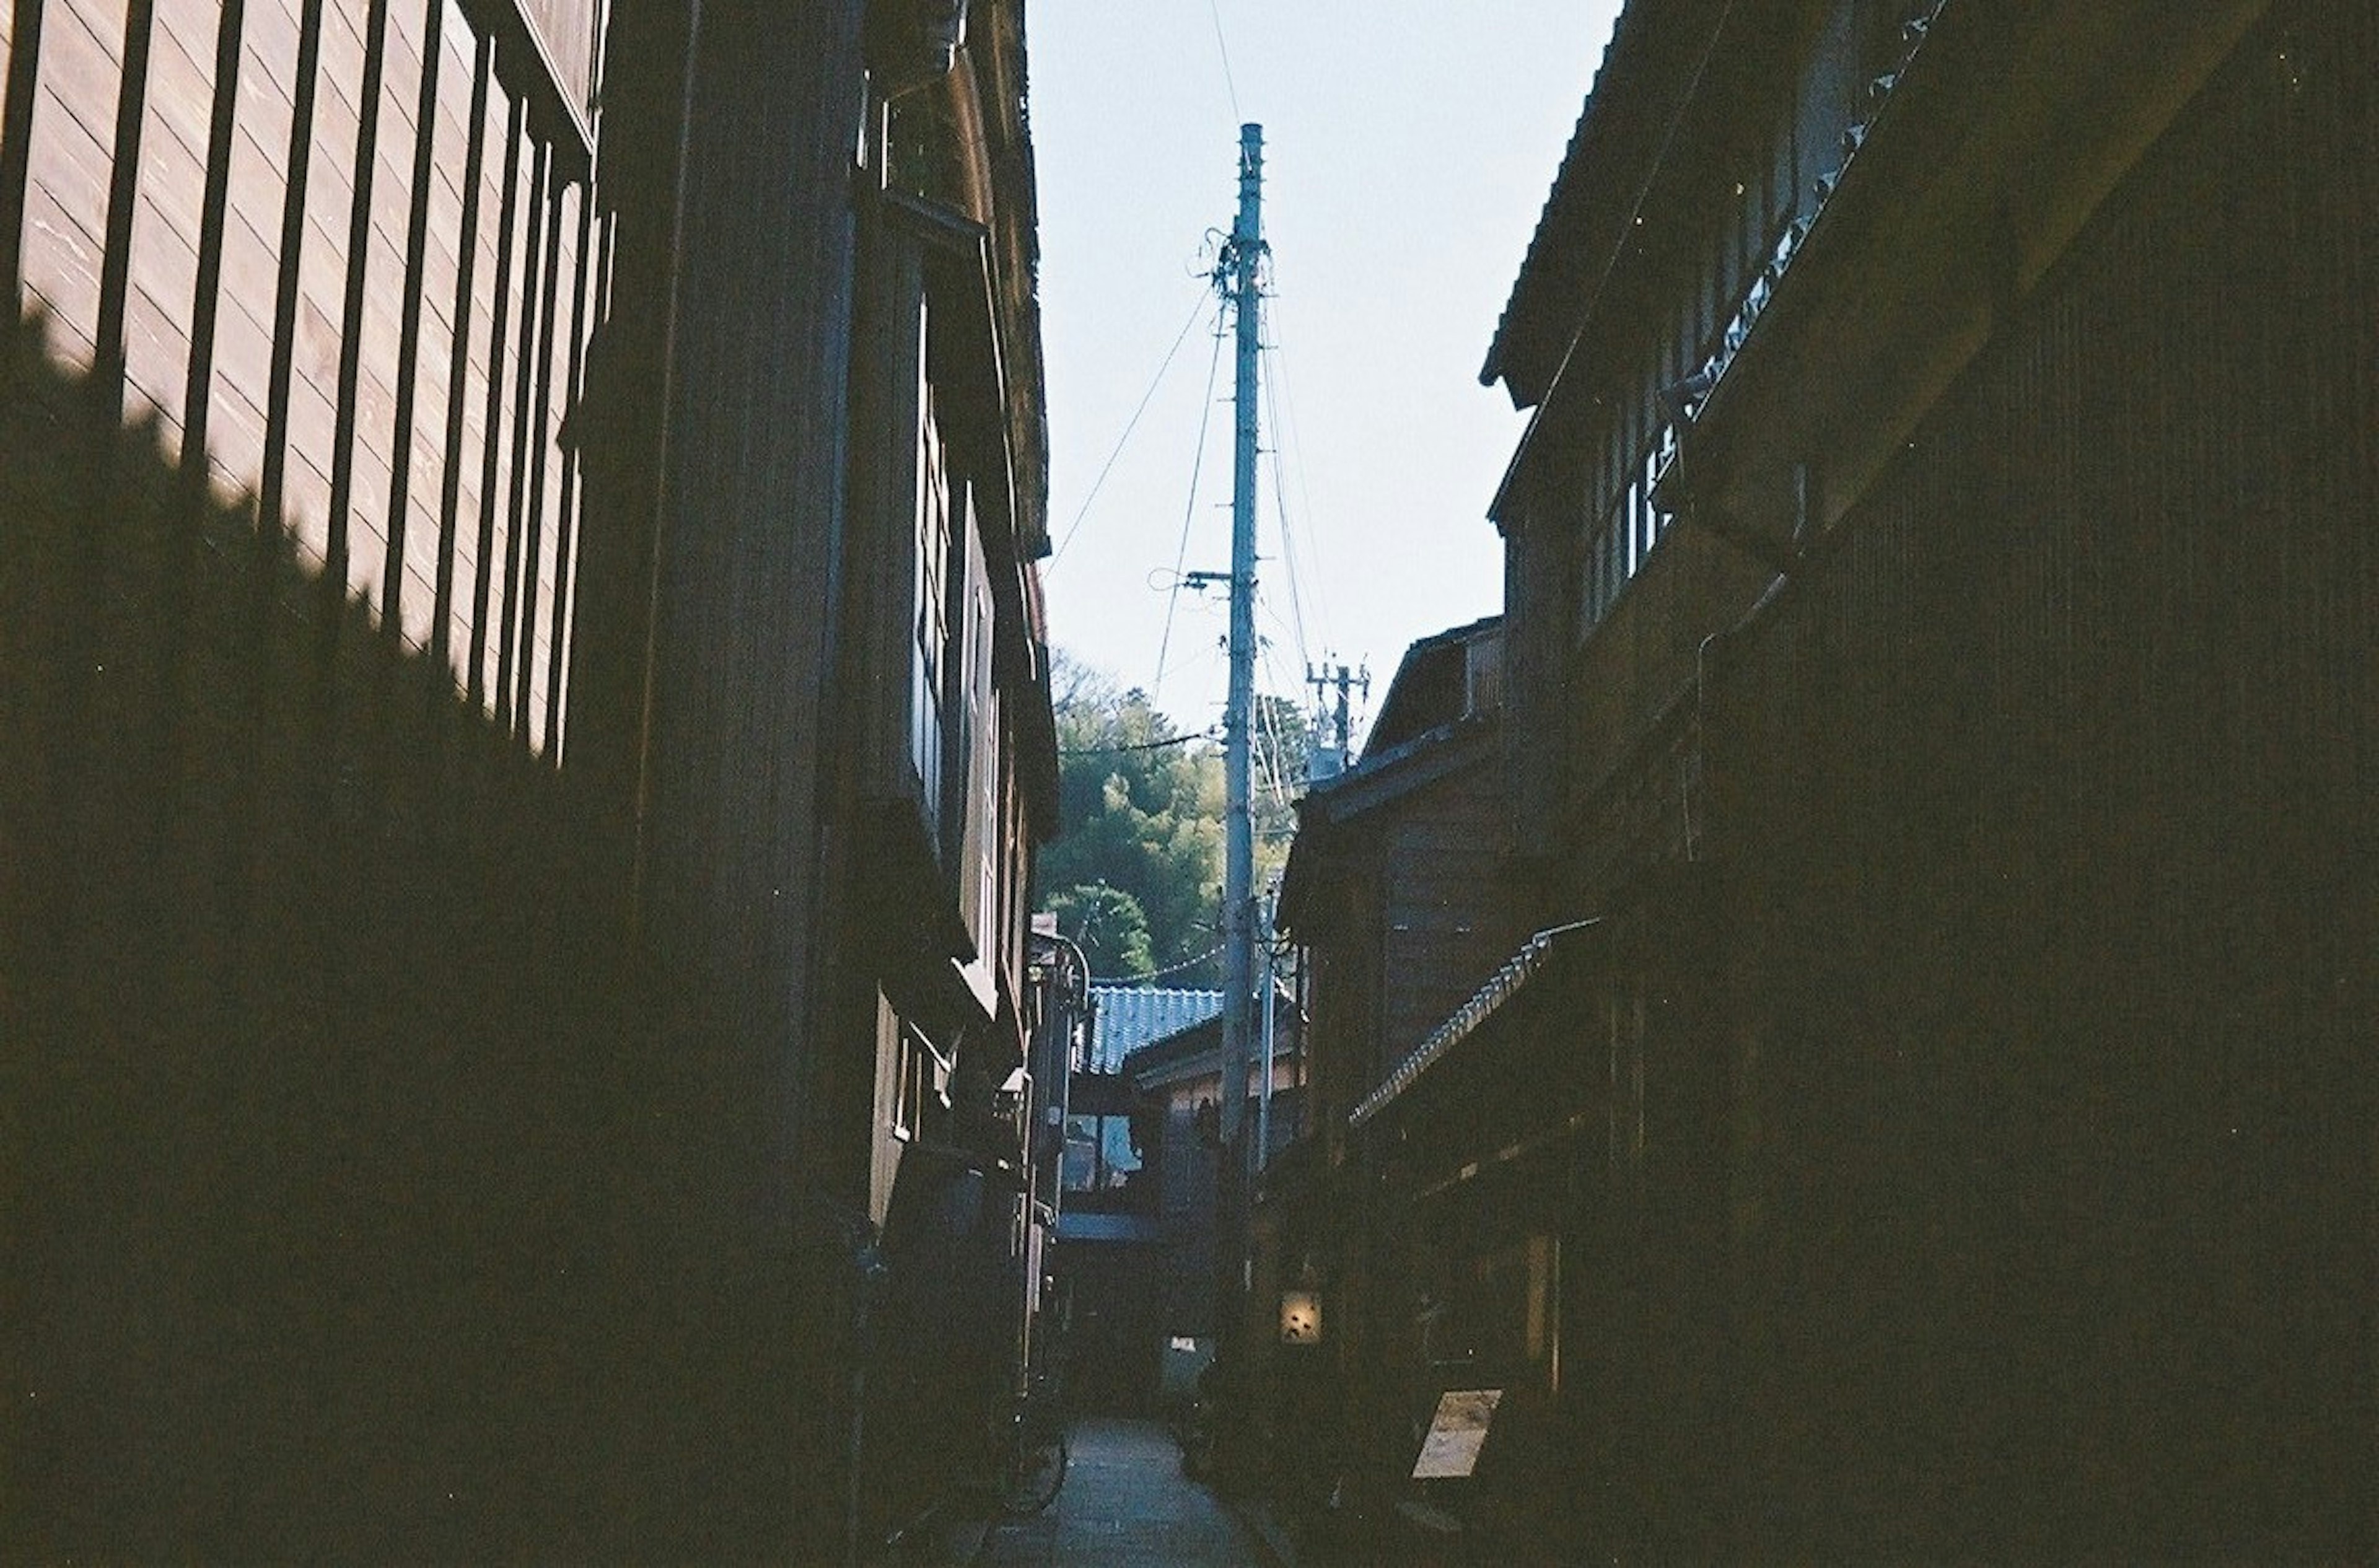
[3,0,2373,1561]
[969,1421,1273,1568]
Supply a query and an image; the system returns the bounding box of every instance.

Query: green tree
[1038,653,1224,983]
[1039,654,1318,985]
[1042,882,1155,979]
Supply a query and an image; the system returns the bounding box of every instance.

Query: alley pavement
[971,1418,1274,1568]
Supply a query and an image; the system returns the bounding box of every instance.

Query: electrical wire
[1258,344,1313,673]
[1049,289,1213,565]
[1152,305,1229,703]
[1061,729,1216,758]
[1206,0,1242,125]
[1258,317,1336,659]
[1116,942,1226,985]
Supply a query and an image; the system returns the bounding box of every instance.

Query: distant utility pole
[1306,660,1368,781]
[1220,123,1263,1165]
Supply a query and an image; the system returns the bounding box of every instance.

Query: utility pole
[1219,123,1263,1168]
[1305,660,1367,781]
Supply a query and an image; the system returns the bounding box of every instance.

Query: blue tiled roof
[1087,984,1225,1072]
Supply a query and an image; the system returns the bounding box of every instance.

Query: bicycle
[993,1372,1069,1517]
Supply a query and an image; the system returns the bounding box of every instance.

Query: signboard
[1411,1388,1503,1480]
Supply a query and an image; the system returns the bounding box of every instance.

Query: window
[1061,1113,1143,1193]
[914,385,953,843]
[895,1023,953,1144]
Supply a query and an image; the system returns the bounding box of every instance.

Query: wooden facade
[1,0,1059,1557]
[1277,0,2377,1559]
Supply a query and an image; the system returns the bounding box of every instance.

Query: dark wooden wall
[0,0,911,1557]
[1691,7,2376,1555]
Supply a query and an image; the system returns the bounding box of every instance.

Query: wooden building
[2,0,1059,1558]
[1281,0,2377,1559]
[1266,614,1541,1541]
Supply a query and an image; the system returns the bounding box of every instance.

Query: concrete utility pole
[1220,123,1263,1164]
[1306,660,1368,781]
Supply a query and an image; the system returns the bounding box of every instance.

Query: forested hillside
[1037,654,1307,984]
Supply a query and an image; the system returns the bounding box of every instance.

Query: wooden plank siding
[120,0,210,458]
[7,0,602,740]
[1465,1,2375,1556]
[3,0,1065,1552]
[16,0,122,367]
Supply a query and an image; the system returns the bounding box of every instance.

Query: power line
[1153,306,1230,701]
[1206,0,1242,124]
[1258,346,1311,671]
[1109,942,1225,986]
[1260,313,1336,657]
[1050,289,1212,564]
[1061,730,1216,757]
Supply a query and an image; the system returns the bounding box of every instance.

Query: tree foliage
[1041,882,1155,979]
[1038,652,1314,987]
[1038,654,1222,983]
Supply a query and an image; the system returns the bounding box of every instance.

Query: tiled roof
[1086,984,1225,1072]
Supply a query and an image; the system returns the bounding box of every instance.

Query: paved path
[973,1418,1271,1567]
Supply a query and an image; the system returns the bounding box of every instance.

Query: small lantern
[1279,1289,1322,1345]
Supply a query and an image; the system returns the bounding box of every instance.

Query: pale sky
[1028,2,1625,744]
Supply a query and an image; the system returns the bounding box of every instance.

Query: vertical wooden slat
[515,173,567,744]
[123,0,213,457]
[493,138,548,730]
[379,0,440,644]
[464,85,522,712]
[200,0,290,501]
[143,0,243,858]
[250,0,323,572]
[278,0,365,567]
[542,191,602,761]
[17,0,128,369]
[0,0,29,317]
[321,0,389,615]
[346,0,418,618]
[87,0,154,416]
[429,19,488,677]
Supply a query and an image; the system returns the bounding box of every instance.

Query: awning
[1347,919,1601,1130]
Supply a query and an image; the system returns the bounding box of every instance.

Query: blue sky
[1028,1,1624,741]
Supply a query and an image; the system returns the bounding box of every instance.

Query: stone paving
[972,1417,1273,1568]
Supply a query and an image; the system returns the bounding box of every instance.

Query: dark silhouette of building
[2,0,1058,1558]
[1277,1,2377,1560]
